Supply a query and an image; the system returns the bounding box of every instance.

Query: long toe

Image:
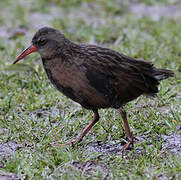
[122,136,138,151]
[50,139,80,147]
[123,141,133,151]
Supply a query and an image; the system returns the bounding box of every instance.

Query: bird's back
[42,42,174,110]
[70,44,174,108]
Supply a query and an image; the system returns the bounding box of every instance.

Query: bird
[13,27,174,150]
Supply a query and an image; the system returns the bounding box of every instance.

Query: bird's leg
[73,109,99,144]
[52,110,99,146]
[119,108,134,150]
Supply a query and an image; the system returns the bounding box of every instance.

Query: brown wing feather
[43,43,174,109]
[72,44,173,107]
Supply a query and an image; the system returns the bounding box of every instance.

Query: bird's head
[13,27,67,64]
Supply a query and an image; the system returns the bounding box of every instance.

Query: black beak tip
[12,59,18,64]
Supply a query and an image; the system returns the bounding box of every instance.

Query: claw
[122,136,138,151]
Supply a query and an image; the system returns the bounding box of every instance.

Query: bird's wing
[78,45,159,95]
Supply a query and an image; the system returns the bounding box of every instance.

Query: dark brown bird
[13,27,174,150]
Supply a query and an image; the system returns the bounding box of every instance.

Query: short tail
[153,68,174,81]
[142,67,174,95]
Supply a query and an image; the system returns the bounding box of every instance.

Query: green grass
[0,0,181,179]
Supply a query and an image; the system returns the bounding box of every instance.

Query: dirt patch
[71,161,110,179]
[86,141,124,155]
[51,161,110,179]
[0,171,21,180]
[28,107,66,128]
[0,141,22,160]
[85,138,145,156]
[162,133,181,155]
[0,141,22,180]
[86,133,181,156]
[0,141,23,168]
[29,106,61,119]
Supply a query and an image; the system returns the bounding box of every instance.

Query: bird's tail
[153,68,174,81]
[141,67,174,95]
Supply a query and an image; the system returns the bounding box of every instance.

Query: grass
[0,0,181,179]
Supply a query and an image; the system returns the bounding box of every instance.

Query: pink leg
[120,108,134,150]
[52,110,99,146]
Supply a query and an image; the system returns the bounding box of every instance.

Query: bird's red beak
[13,44,37,64]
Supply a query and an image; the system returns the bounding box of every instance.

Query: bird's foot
[50,139,80,147]
[64,139,79,146]
[123,136,138,151]
[123,141,134,151]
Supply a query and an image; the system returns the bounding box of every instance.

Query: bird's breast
[42,58,110,109]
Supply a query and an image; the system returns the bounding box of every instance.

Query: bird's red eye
[37,38,47,46]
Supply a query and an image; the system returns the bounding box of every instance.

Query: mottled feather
[32,27,174,109]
